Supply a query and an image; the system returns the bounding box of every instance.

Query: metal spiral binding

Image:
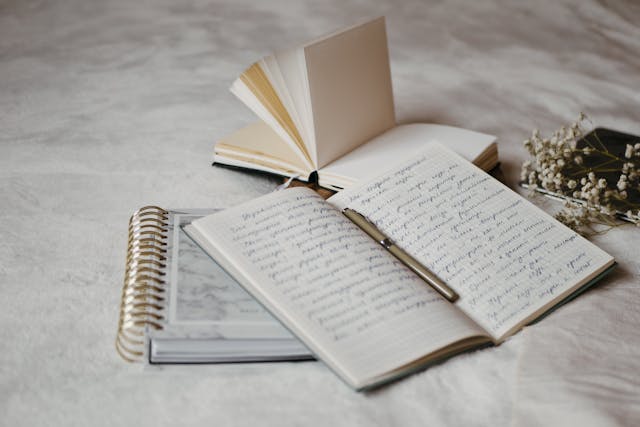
[116,206,169,362]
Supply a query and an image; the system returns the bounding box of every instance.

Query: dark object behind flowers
[520,116,640,235]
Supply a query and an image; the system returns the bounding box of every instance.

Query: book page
[329,144,614,340]
[189,187,487,388]
[259,55,307,154]
[304,16,395,168]
[229,78,313,172]
[318,123,497,189]
[216,121,312,177]
[273,48,317,166]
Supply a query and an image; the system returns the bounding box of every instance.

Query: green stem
[588,130,609,153]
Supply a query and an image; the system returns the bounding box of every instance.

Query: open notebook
[215,17,498,190]
[187,144,615,390]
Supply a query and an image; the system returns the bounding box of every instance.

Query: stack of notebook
[115,17,615,391]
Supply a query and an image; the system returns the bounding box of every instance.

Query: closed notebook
[187,144,615,390]
[116,206,312,364]
[521,127,640,223]
[215,16,498,190]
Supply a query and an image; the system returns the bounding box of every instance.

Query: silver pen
[342,208,459,303]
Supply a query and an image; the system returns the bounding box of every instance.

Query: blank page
[318,123,497,187]
[304,17,395,168]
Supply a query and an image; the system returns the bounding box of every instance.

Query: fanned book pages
[215,16,498,190]
[186,144,615,390]
[116,207,312,364]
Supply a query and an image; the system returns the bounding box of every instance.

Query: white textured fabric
[513,227,640,427]
[1,1,639,426]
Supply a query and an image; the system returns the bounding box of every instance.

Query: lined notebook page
[189,188,485,387]
[329,144,614,340]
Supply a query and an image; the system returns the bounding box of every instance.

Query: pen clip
[343,208,388,244]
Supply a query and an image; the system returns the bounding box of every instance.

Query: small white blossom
[625,144,634,158]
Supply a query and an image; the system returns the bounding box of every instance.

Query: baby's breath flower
[625,144,634,159]
[617,176,628,191]
[520,113,640,236]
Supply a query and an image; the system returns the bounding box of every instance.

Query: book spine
[116,206,169,362]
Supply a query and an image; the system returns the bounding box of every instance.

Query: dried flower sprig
[521,113,640,236]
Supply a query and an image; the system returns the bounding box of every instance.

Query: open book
[187,144,614,390]
[215,17,498,190]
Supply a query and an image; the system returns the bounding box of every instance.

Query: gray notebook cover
[117,207,313,364]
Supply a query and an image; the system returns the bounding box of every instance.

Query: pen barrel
[342,207,458,302]
[387,245,459,302]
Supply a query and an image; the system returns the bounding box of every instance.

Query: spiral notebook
[116,206,313,364]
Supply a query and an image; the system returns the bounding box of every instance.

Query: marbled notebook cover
[147,209,311,362]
